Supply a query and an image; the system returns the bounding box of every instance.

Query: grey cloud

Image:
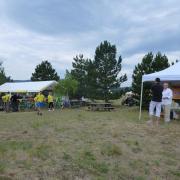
[2,0,100,34]
[0,0,180,81]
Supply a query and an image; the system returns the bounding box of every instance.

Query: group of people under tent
[0,93,22,112]
[0,91,55,115]
[148,77,178,125]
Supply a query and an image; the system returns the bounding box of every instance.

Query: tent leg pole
[139,80,143,121]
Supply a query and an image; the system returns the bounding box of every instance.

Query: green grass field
[0,107,180,180]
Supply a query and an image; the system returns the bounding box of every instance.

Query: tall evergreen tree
[152,52,169,71]
[94,41,127,102]
[71,54,89,97]
[85,59,97,99]
[132,52,170,108]
[31,60,60,81]
[0,61,11,85]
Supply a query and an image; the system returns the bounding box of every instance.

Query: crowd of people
[148,78,175,125]
[0,91,55,115]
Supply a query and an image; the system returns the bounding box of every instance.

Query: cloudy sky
[0,0,180,86]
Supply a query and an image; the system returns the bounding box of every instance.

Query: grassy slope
[0,107,180,180]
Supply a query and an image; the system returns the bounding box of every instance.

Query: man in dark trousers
[148,78,163,126]
[11,93,21,112]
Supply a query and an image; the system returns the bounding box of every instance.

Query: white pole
[139,79,144,120]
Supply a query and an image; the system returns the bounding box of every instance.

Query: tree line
[0,40,178,104]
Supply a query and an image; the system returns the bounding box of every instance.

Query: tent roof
[142,62,180,82]
[0,81,57,93]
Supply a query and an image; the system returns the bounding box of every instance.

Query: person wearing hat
[148,78,163,126]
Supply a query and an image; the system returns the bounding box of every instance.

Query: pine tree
[132,52,170,108]
[0,61,11,85]
[152,52,169,72]
[31,60,60,81]
[71,54,89,98]
[85,59,97,99]
[94,41,127,102]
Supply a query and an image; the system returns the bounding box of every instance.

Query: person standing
[11,93,21,112]
[162,83,173,122]
[2,92,11,112]
[34,94,38,111]
[2,93,7,111]
[148,78,163,126]
[0,94,3,111]
[36,91,45,115]
[48,92,54,111]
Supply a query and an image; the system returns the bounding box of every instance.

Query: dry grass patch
[0,107,180,179]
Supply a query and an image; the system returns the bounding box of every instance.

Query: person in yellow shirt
[2,94,7,111]
[2,92,11,112]
[48,92,54,111]
[35,91,45,115]
[2,94,6,102]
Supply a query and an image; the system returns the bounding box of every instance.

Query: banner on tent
[172,87,180,99]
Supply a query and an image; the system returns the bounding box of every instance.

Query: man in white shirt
[162,83,173,122]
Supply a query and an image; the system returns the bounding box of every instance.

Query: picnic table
[88,102,114,111]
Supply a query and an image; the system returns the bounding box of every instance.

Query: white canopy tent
[0,81,57,93]
[139,62,180,120]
